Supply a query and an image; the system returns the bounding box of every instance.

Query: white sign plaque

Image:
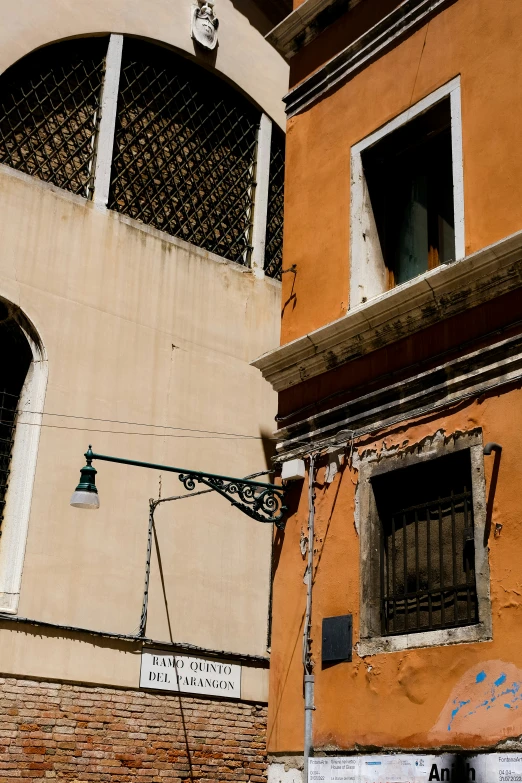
[140,649,241,699]
[309,754,522,783]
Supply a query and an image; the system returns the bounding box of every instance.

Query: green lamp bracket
[75,446,287,529]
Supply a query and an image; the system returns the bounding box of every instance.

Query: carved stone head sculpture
[191,1,219,50]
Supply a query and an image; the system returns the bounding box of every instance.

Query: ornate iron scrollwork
[178,473,287,529]
[85,448,288,529]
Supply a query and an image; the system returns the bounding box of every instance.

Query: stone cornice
[281,0,455,117]
[251,230,522,392]
[266,0,359,60]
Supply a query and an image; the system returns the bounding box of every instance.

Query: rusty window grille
[0,390,19,530]
[0,38,107,199]
[264,128,285,280]
[373,450,478,636]
[109,40,259,265]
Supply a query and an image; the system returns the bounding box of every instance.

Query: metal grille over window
[264,129,285,280]
[0,38,107,198]
[109,41,259,265]
[373,450,478,636]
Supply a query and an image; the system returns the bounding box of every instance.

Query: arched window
[0,303,32,527]
[0,299,47,614]
[0,36,284,278]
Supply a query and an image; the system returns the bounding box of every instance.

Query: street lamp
[70,445,287,527]
[70,446,99,509]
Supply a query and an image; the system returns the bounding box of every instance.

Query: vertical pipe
[304,673,314,781]
[303,453,316,783]
[250,113,273,279]
[93,34,123,209]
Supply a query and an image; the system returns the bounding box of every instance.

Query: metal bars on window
[0,38,107,198]
[380,486,477,636]
[0,390,19,530]
[0,36,284,273]
[109,40,259,265]
[265,128,285,280]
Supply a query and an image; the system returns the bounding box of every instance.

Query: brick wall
[0,675,268,781]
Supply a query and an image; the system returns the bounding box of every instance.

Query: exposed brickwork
[0,676,267,781]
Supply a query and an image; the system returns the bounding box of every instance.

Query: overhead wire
[2,416,275,441]
[10,410,272,440]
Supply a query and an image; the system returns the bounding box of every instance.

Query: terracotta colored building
[254,0,522,780]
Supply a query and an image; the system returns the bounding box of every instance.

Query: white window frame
[349,76,464,309]
[0,303,48,614]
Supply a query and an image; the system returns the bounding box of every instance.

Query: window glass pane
[362,99,455,287]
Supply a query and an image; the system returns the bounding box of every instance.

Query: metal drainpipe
[303,453,317,783]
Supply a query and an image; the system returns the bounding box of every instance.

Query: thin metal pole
[138,500,156,637]
[303,453,317,782]
[93,34,123,209]
[250,113,273,279]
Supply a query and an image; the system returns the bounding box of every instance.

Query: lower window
[357,431,492,655]
[373,449,477,636]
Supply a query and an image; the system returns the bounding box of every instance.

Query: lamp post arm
[86,448,287,528]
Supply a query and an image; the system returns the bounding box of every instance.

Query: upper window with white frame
[350,78,464,308]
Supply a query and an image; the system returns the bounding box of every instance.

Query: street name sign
[140,649,241,699]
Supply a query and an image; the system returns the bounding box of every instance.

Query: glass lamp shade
[70,490,100,509]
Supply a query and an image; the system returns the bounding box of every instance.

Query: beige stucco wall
[0,0,288,128]
[0,0,287,702]
[0,160,278,699]
[0,626,269,701]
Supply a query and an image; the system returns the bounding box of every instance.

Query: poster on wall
[309,753,522,783]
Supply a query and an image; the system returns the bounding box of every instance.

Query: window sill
[357,622,492,657]
[252,228,522,392]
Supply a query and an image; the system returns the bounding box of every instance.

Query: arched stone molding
[0,0,287,128]
[0,299,48,614]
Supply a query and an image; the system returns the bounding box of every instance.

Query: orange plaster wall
[280,0,522,344]
[268,389,522,752]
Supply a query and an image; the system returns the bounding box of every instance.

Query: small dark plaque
[322,615,352,664]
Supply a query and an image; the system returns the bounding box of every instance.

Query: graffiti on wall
[431,661,522,740]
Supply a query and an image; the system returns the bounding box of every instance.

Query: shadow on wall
[229,0,289,33]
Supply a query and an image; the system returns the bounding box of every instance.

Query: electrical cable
[17,410,270,440]
[0,418,275,441]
